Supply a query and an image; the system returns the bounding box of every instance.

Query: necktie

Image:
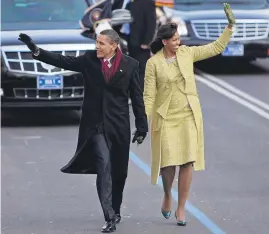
[103,59,112,82]
[104,60,110,68]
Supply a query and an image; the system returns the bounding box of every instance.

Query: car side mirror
[110,9,133,26]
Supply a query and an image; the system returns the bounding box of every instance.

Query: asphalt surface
[2,58,269,234]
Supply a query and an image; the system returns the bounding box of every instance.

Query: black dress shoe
[102,220,116,233]
[115,214,121,224]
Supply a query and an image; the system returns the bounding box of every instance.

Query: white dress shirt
[103,54,115,68]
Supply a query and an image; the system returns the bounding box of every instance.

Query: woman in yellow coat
[143,3,235,226]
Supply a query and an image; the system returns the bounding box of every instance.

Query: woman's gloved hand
[223,2,236,27]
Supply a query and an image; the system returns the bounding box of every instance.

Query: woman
[143,3,235,226]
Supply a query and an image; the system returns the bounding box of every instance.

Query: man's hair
[100,29,121,45]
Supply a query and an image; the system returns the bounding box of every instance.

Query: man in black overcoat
[112,0,124,10]
[18,29,148,233]
[126,0,156,90]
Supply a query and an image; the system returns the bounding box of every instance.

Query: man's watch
[32,48,40,57]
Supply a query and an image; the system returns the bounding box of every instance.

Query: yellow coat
[144,27,233,185]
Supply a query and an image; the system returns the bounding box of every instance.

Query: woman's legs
[176,162,193,221]
[161,166,176,211]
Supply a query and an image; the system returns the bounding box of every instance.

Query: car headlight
[1,55,8,73]
[171,18,188,36]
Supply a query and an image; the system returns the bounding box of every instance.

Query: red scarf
[100,48,122,82]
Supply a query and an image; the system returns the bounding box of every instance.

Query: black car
[162,0,269,60]
[1,0,131,109]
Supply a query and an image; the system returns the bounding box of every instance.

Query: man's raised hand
[18,33,38,53]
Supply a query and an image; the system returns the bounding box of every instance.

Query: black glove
[18,33,38,53]
[132,130,147,144]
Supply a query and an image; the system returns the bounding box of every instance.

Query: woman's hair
[150,22,178,54]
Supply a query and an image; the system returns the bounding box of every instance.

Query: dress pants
[92,133,115,222]
[112,177,126,214]
[92,132,127,221]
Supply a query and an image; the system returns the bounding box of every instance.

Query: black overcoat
[126,0,157,47]
[33,49,148,179]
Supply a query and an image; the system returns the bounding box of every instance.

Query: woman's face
[162,31,180,53]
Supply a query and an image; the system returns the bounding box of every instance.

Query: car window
[2,0,87,30]
[173,0,268,10]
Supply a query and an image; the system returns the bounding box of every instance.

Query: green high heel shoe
[175,211,187,226]
[161,210,172,219]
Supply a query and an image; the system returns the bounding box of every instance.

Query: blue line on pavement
[129,151,226,234]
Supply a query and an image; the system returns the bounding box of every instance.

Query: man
[112,0,124,10]
[18,29,148,233]
[126,0,156,90]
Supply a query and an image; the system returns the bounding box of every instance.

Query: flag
[155,0,174,8]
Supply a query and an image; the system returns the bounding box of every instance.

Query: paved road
[195,58,269,104]
[2,58,269,234]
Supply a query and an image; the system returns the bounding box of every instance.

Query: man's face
[96,34,117,59]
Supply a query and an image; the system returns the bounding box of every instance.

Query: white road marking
[12,136,42,140]
[196,69,269,111]
[26,161,36,164]
[195,75,269,120]
[24,140,29,146]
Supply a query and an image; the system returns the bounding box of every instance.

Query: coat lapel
[176,48,187,80]
[157,47,190,91]
[108,55,126,85]
[88,51,107,84]
[87,51,126,85]
[156,49,171,81]
[176,47,190,90]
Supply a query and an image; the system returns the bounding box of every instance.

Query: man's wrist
[137,130,147,136]
[32,47,40,56]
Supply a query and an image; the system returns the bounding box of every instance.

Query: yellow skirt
[160,107,198,168]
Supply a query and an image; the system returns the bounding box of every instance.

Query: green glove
[223,2,236,26]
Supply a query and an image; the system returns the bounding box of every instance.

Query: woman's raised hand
[223,2,236,26]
